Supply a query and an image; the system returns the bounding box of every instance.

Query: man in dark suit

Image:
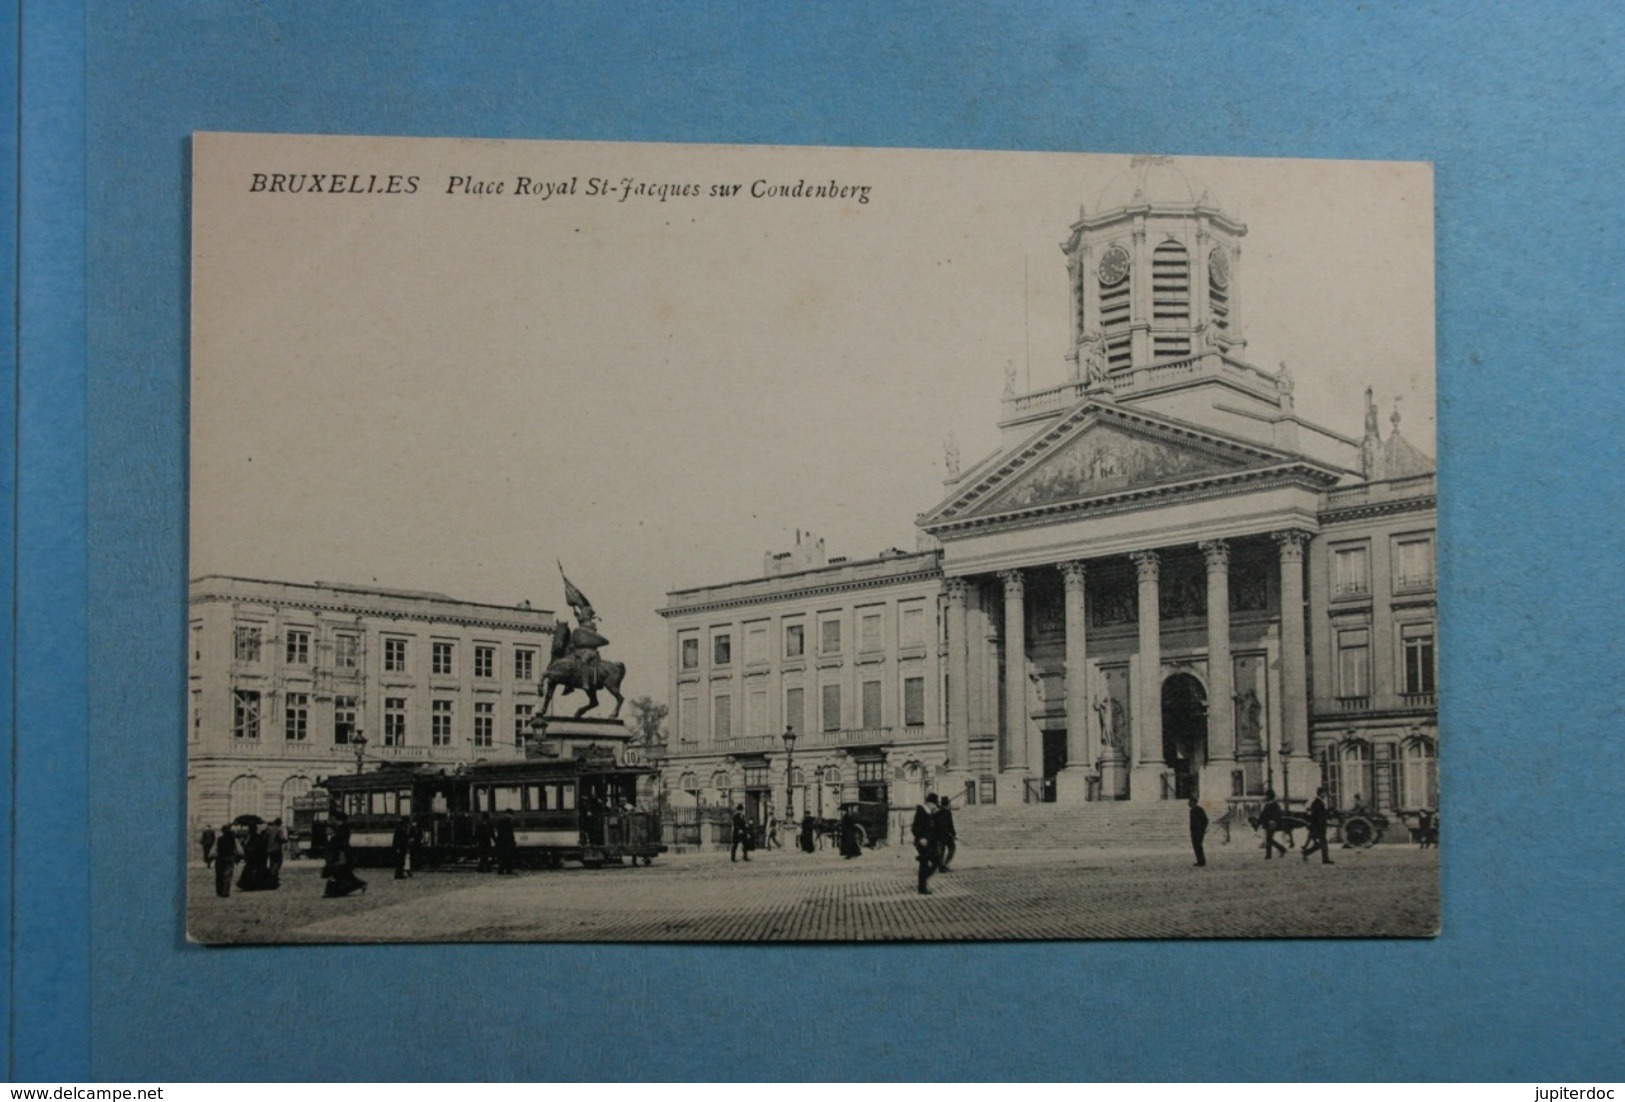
[1259,789,1289,859]
[935,796,958,872]
[199,826,216,868]
[475,813,495,872]
[912,794,940,895]
[392,816,414,879]
[213,825,238,898]
[1302,786,1334,864]
[1188,796,1209,867]
[729,804,751,863]
[495,811,519,875]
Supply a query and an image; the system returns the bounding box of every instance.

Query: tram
[318,748,664,870]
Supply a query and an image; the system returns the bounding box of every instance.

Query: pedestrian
[392,816,414,879]
[912,793,940,895]
[321,810,367,897]
[237,821,278,891]
[838,806,863,859]
[213,824,239,898]
[266,818,286,878]
[475,812,495,872]
[1258,789,1289,859]
[199,825,216,868]
[766,813,781,850]
[935,795,958,872]
[1188,795,1209,867]
[495,811,519,875]
[799,813,817,854]
[729,804,752,863]
[1302,786,1334,864]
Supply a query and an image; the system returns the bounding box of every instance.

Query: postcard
[188,133,1436,942]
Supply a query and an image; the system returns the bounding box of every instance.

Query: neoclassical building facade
[187,576,555,836]
[658,158,1436,821]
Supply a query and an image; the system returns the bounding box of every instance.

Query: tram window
[469,788,488,813]
[526,784,545,811]
[494,786,522,812]
[346,794,366,816]
[559,783,575,810]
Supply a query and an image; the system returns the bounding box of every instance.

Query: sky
[191,134,1435,713]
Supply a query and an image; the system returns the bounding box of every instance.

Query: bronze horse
[539,619,626,719]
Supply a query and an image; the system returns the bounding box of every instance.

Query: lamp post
[352,730,369,774]
[782,726,797,832]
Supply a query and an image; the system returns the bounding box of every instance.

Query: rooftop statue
[539,565,627,719]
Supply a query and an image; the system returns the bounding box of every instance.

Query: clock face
[1098,246,1130,286]
[1208,248,1230,289]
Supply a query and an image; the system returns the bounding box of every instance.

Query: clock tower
[1062,156,1248,381]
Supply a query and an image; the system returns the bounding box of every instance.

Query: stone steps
[950,802,1190,850]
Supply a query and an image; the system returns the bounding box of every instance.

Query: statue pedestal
[1099,752,1130,801]
[527,716,634,762]
[1054,766,1095,805]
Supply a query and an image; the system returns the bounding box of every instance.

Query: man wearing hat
[911,793,940,895]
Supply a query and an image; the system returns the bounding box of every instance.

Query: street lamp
[782,726,797,835]
[352,730,368,774]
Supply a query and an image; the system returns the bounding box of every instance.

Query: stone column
[944,578,972,775]
[1200,539,1236,801]
[1057,561,1092,802]
[998,569,1028,781]
[1129,550,1163,799]
[1275,529,1314,802]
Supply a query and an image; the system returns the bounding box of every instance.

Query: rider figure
[569,612,609,691]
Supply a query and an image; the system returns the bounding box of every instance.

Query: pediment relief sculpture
[980,425,1239,514]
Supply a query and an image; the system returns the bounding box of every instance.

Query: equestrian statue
[538,564,627,719]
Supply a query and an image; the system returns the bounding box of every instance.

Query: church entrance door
[1041,730,1067,802]
[1161,673,1209,799]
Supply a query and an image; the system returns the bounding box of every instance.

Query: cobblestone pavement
[189,840,1438,943]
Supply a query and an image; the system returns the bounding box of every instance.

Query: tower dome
[1091,155,1214,214]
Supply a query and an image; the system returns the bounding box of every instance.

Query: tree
[626,695,669,749]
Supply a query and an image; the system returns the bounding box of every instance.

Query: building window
[474,645,495,679]
[1332,545,1370,598]
[474,701,494,748]
[513,703,533,746]
[1401,738,1438,809]
[784,687,804,738]
[1322,740,1374,812]
[1402,624,1436,696]
[784,623,805,658]
[284,692,309,741]
[859,612,883,654]
[713,694,732,741]
[713,633,732,667]
[1208,247,1230,331]
[856,759,886,784]
[232,690,260,739]
[514,648,535,682]
[1394,535,1435,591]
[334,633,359,670]
[745,624,768,665]
[746,689,767,737]
[861,680,882,729]
[383,697,407,746]
[191,690,202,742]
[900,605,926,650]
[432,700,454,747]
[742,764,768,789]
[233,625,262,663]
[1336,629,1370,699]
[1098,244,1133,369]
[191,621,202,661]
[820,618,842,656]
[821,684,841,732]
[681,637,700,670]
[433,641,455,676]
[904,677,925,727]
[384,638,408,674]
[679,696,698,744]
[334,695,357,744]
[285,629,310,665]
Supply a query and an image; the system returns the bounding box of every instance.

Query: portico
[920,398,1340,806]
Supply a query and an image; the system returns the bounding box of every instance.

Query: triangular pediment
[922,401,1306,528]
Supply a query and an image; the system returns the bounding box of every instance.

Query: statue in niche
[1276,361,1296,412]
[1233,688,1262,750]
[1093,695,1127,753]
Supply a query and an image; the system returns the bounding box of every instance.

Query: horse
[1248,809,1308,851]
[539,619,626,719]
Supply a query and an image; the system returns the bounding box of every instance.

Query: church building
[657,158,1436,831]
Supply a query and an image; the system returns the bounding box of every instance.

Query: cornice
[1318,495,1437,526]
[659,567,945,619]
[925,463,1340,538]
[190,591,555,634]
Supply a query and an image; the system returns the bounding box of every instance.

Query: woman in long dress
[236,822,279,891]
[322,811,367,898]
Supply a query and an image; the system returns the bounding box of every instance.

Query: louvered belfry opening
[1151,239,1191,360]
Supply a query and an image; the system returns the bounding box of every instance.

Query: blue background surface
[12,0,1623,1081]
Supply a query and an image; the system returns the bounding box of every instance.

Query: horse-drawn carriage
[803,800,889,850]
[1245,800,1438,849]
